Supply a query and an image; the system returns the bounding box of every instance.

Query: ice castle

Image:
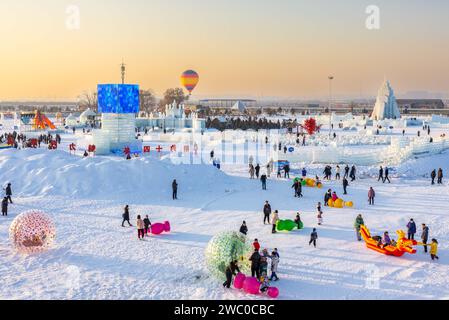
[371,80,401,120]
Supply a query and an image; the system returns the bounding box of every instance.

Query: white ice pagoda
[371,80,401,120]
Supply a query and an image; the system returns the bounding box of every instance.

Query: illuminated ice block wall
[93,84,141,155]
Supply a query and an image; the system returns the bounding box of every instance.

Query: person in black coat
[344,165,350,179]
[172,179,178,200]
[378,166,384,182]
[324,189,332,206]
[383,167,391,183]
[431,170,436,185]
[350,166,356,181]
[343,178,349,195]
[292,180,301,198]
[143,215,152,235]
[255,164,261,179]
[263,201,272,225]
[239,221,248,235]
[309,228,318,248]
[407,219,417,240]
[5,183,12,204]
[1,197,8,216]
[260,174,267,190]
[223,260,241,288]
[122,205,132,227]
[249,249,261,279]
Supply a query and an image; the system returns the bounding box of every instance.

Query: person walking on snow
[143,215,152,235]
[378,166,384,182]
[255,164,261,179]
[1,197,8,216]
[421,224,429,253]
[302,168,307,178]
[368,187,375,205]
[383,167,391,183]
[343,177,349,195]
[423,239,439,261]
[4,183,13,204]
[354,214,365,241]
[172,179,178,200]
[240,221,248,235]
[263,201,272,225]
[350,165,357,181]
[335,165,341,180]
[437,168,443,184]
[431,169,436,185]
[137,215,145,240]
[261,174,268,190]
[309,228,318,248]
[249,164,255,179]
[271,210,279,234]
[344,165,350,179]
[407,219,417,240]
[122,205,133,227]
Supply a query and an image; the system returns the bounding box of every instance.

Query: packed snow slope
[1,148,449,300]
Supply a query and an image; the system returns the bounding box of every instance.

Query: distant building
[136,101,206,132]
[199,99,257,110]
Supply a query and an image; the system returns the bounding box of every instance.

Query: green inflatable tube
[276,219,304,232]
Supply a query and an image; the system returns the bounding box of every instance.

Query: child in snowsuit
[260,274,270,293]
[424,239,439,261]
[294,213,302,230]
[240,221,248,235]
[269,251,280,281]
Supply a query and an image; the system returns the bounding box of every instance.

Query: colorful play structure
[234,273,279,299]
[20,111,56,131]
[360,225,418,257]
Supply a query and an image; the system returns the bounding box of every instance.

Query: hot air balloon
[181,70,199,95]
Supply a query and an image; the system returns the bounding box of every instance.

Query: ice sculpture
[93,84,141,155]
[371,80,401,120]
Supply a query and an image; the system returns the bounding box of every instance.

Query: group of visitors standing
[431,169,444,185]
[121,205,152,240]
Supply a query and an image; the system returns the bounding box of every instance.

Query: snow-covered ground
[1,123,449,300]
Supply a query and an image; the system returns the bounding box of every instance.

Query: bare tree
[78,90,98,112]
[139,89,157,116]
[158,88,189,110]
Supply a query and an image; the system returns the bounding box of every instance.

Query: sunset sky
[0,0,448,100]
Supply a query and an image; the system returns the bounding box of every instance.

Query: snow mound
[0,149,232,201]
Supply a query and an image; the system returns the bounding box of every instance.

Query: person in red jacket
[368,187,376,205]
[253,239,261,251]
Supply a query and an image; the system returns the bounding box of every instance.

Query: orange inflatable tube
[360,225,417,257]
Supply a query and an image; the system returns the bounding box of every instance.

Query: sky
[0,0,448,101]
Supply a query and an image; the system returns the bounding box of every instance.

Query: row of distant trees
[206,116,292,131]
[78,88,189,114]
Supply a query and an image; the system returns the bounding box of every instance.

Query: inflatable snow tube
[163,221,171,232]
[345,201,354,208]
[328,199,334,207]
[267,287,280,299]
[317,182,323,189]
[277,219,303,232]
[234,273,246,290]
[243,277,260,295]
[334,199,344,208]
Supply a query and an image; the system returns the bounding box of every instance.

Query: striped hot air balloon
[181,70,199,95]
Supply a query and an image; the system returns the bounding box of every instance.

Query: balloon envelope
[181,70,199,94]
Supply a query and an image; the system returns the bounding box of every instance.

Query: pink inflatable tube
[234,273,246,290]
[150,221,171,235]
[267,287,279,299]
[243,277,260,295]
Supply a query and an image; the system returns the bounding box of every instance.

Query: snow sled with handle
[360,225,417,257]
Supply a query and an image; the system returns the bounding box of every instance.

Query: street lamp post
[328,76,334,137]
